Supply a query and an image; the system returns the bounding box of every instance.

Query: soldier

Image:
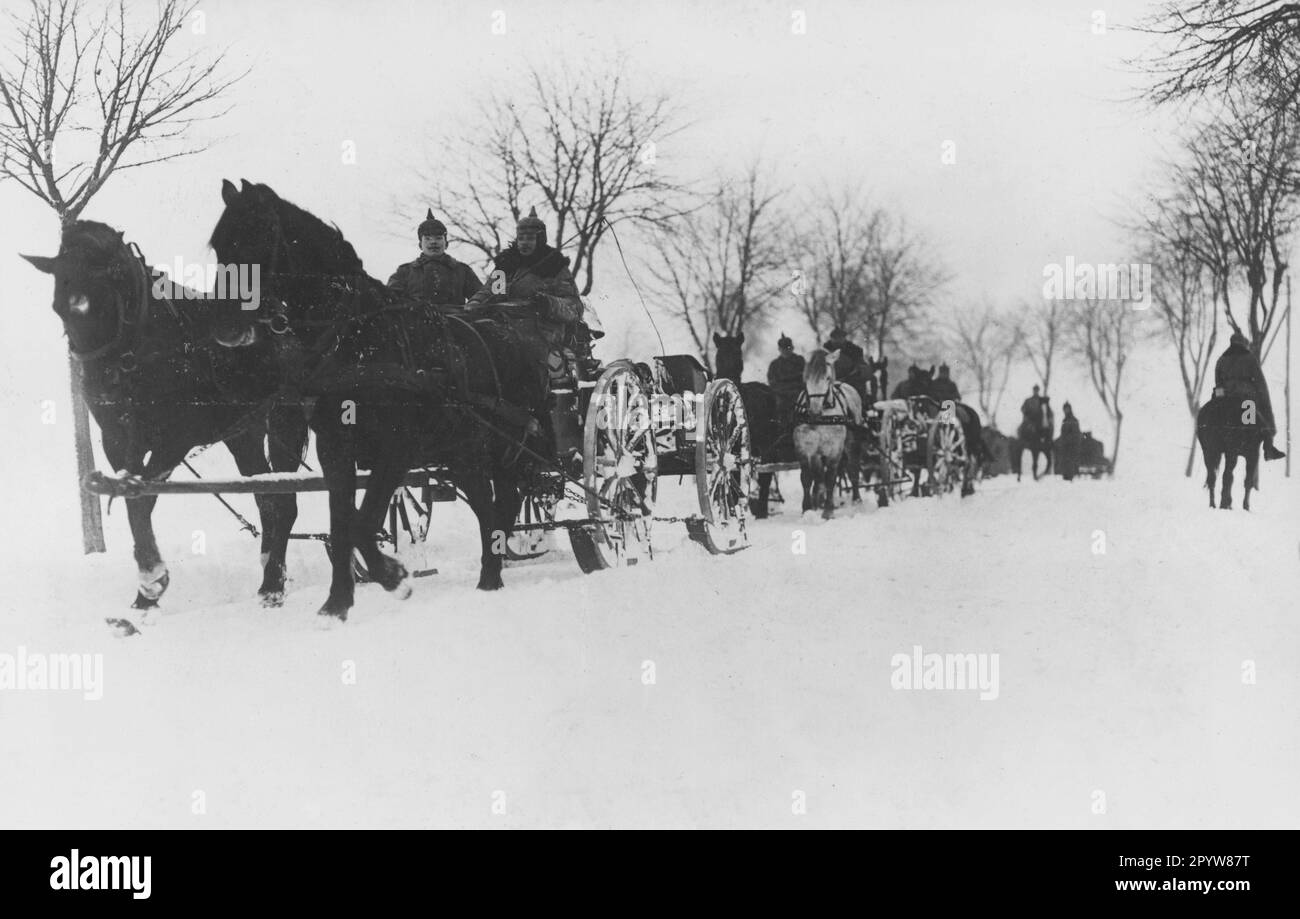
[1020,385,1045,425]
[929,363,961,403]
[1056,401,1081,480]
[468,208,594,456]
[1215,331,1285,460]
[386,209,482,305]
[822,327,868,402]
[767,334,805,430]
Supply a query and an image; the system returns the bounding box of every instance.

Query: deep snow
[2,456,1296,829]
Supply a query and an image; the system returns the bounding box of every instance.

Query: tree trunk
[1184,421,1197,477]
[1109,412,1123,476]
[69,354,106,553]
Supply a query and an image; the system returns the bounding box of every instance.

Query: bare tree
[796,187,876,345]
[943,300,1023,429]
[648,165,787,370]
[0,0,242,224]
[861,211,948,360]
[1066,295,1145,474]
[1172,90,1300,362]
[1021,297,1066,395]
[396,56,690,295]
[1138,1,1300,109]
[1135,196,1226,475]
[0,0,243,553]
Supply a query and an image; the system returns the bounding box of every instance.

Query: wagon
[871,396,970,500]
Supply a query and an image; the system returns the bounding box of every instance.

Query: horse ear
[713,332,722,346]
[221,178,240,206]
[737,331,744,345]
[240,178,252,191]
[20,253,60,274]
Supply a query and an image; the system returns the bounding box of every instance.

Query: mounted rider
[1021,385,1048,427]
[386,209,481,304]
[1215,331,1285,460]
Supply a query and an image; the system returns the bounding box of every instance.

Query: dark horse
[1012,398,1054,481]
[1197,394,1263,510]
[23,222,308,628]
[713,332,782,517]
[210,179,538,621]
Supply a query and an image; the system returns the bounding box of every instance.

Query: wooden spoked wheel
[689,379,752,554]
[568,363,657,573]
[505,491,556,561]
[926,401,967,496]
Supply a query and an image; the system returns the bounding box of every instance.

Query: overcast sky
[2,0,1286,472]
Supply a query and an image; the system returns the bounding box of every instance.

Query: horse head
[22,221,146,357]
[713,331,745,382]
[209,178,368,349]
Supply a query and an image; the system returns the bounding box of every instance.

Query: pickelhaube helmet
[778,332,793,350]
[516,206,547,244]
[417,208,447,239]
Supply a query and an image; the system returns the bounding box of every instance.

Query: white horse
[793,349,863,518]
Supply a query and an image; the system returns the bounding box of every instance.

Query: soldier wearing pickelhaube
[387,209,482,305]
[468,207,598,457]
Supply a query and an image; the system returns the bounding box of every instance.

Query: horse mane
[804,349,833,387]
[209,181,366,277]
[61,220,124,253]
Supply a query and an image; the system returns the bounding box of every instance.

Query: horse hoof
[105,617,140,638]
[260,591,285,609]
[390,579,413,601]
[477,575,504,591]
[130,593,158,611]
[316,599,351,622]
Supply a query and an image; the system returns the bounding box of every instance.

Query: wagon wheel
[505,490,556,561]
[926,403,967,496]
[322,484,442,583]
[568,363,658,572]
[877,410,911,506]
[688,378,752,554]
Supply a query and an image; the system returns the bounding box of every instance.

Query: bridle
[66,240,155,365]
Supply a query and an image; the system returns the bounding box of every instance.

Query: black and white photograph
[0,0,1296,862]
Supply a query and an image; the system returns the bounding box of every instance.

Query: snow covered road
[2,470,1297,828]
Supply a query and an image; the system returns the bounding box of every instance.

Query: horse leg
[1244,446,1259,512]
[1220,454,1235,510]
[263,407,307,604]
[314,413,357,620]
[800,464,814,513]
[100,428,171,612]
[1202,444,1218,508]
[751,471,772,519]
[490,466,522,575]
[848,438,863,505]
[224,428,291,608]
[461,472,505,591]
[821,455,837,519]
[352,456,411,597]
